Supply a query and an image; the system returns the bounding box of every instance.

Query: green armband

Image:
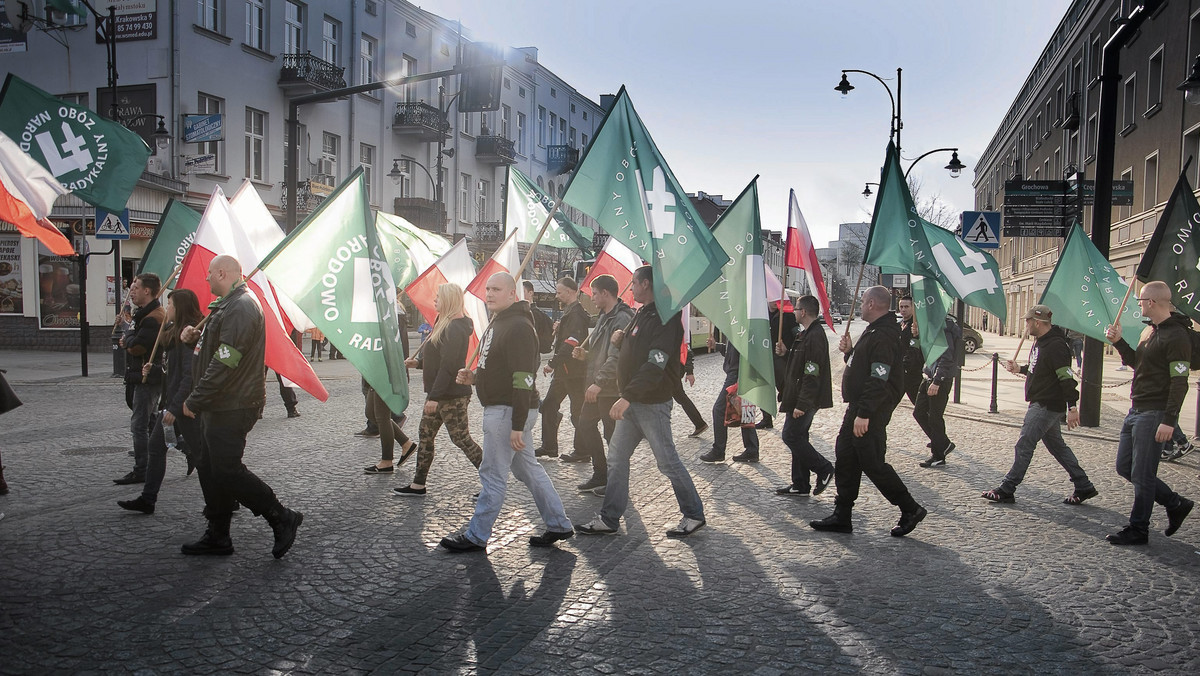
[1170,361,1190,377]
[513,371,535,390]
[215,343,243,368]
[648,349,669,369]
[1055,366,1074,381]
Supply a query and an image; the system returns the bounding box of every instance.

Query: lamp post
[836,68,902,152]
[1178,54,1200,105]
[388,151,452,231]
[861,182,879,198]
[905,148,965,179]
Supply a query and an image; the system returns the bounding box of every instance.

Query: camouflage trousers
[412,396,483,486]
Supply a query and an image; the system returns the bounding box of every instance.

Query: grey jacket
[584,299,635,397]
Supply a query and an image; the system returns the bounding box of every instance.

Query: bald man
[811,286,926,537]
[178,254,303,558]
[439,273,573,552]
[1103,280,1194,545]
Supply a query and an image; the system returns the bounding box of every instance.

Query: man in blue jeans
[576,265,706,538]
[439,273,573,552]
[775,295,834,495]
[1104,281,1194,545]
[115,273,165,485]
[982,305,1097,505]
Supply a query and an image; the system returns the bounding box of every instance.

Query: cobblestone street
[3,338,1200,674]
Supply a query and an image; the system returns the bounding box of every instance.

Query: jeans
[600,400,705,529]
[465,405,572,546]
[833,405,919,513]
[671,377,706,428]
[913,378,952,456]
[1001,403,1092,494]
[195,408,282,520]
[1115,409,1183,534]
[129,383,157,475]
[573,395,617,479]
[539,376,585,451]
[780,409,833,491]
[142,413,198,504]
[711,374,759,454]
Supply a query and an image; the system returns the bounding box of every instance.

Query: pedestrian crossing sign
[95,209,130,240]
[960,211,1000,249]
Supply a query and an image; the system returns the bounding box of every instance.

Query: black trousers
[195,408,281,520]
[833,405,918,513]
[913,378,952,456]
[540,376,584,451]
[671,377,706,428]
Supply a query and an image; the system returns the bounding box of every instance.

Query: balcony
[476,221,503,242]
[393,102,450,142]
[394,197,446,233]
[278,53,347,94]
[547,145,579,174]
[475,135,517,165]
[136,170,187,196]
[280,177,333,214]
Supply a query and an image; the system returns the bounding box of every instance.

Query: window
[581,133,588,149]
[365,0,377,16]
[395,155,414,197]
[1144,153,1159,212]
[570,103,576,114]
[1043,100,1051,137]
[1054,85,1064,126]
[569,126,576,147]
[197,0,221,32]
[517,112,527,153]
[559,119,566,146]
[406,21,416,38]
[57,92,87,108]
[402,55,417,102]
[1122,74,1136,131]
[519,86,526,98]
[283,1,304,54]
[549,112,557,145]
[1053,147,1061,177]
[1119,168,1133,221]
[501,105,511,139]
[197,93,223,173]
[479,179,490,220]
[359,143,375,202]
[1067,131,1078,168]
[322,17,340,66]
[1035,112,1043,142]
[284,122,307,180]
[1088,34,1101,84]
[245,107,266,181]
[460,173,472,222]
[321,132,339,180]
[359,35,377,85]
[1086,113,1098,160]
[583,111,588,120]
[245,0,265,50]
[550,88,557,98]
[538,107,546,146]
[462,111,473,136]
[504,77,511,90]
[1146,47,1163,112]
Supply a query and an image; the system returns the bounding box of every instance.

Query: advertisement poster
[0,1,29,54]
[37,243,80,330]
[0,234,22,314]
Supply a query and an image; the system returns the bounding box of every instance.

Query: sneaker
[577,476,606,492]
[440,532,485,553]
[592,486,606,497]
[113,472,145,485]
[269,508,303,559]
[1166,497,1194,536]
[1106,526,1148,545]
[731,451,759,463]
[688,423,709,438]
[117,496,155,514]
[813,468,834,496]
[1168,441,1196,462]
[534,446,559,459]
[775,485,810,496]
[942,442,956,458]
[575,518,618,535]
[699,449,725,463]
[393,485,426,496]
[666,517,706,538]
[891,505,927,537]
[286,409,300,418]
[355,428,379,438]
[529,529,574,547]
[919,456,946,468]
[1162,447,1175,461]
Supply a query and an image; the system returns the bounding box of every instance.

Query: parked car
[961,323,983,354]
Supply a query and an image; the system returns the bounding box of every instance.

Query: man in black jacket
[982,304,1097,505]
[897,296,923,405]
[440,273,573,552]
[534,277,590,458]
[811,286,926,537]
[576,265,706,538]
[1104,281,1194,545]
[775,295,835,496]
[178,255,302,558]
[915,316,960,467]
[115,273,165,485]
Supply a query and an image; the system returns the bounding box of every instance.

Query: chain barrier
[964,354,1133,388]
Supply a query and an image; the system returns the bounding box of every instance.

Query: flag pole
[1011,329,1029,363]
[777,267,788,344]
[843,262,869,337]
[140,266,182,383]
[1112,277,1137,328]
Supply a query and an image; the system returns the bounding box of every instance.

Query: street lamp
[904,147,966,179]
[862,182,879,198]
[1178,54,1200,106]
[388,158,436,192]
[836,68,902,151]
[122,114,171,151]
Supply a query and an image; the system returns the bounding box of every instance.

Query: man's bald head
[1139,280,1175,323]
[484,272,518,312]
[206,254,243,297]
[861,285,892,322]
[1143,280,1172,302]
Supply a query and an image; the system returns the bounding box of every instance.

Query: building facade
[973,0,1200,336]
[0,0,604,349]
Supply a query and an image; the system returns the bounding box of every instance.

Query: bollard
[989,352,999,414]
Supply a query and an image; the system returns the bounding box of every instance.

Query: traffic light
[574,260,593,282]
[459,42,504,113]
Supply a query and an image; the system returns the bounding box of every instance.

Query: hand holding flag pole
[140,266,182,384]
[1111,279,1137,330]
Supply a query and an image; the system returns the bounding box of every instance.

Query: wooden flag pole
[1011,329,1029,363]
[842,262,870,338]
[777,267,788,344]
[1112,278,1138,328]
[140,266,183,383]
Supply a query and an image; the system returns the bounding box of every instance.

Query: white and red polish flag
[580,236,643,307]
[228,181,313,333]
[784,189,834,330]
[404,238,487,368]
[0,132,73,255]
[176,186,328,401]
[465,228,521,300]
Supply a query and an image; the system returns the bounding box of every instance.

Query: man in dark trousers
[775,295,835,496]
[576,265,706,538]
[761,303,799,429]
[982,304,1097,505]
[179,255,303,558]
[534,277,590,458]
[1103,281,1194,545]
[115,273,165,485]
[897,296,923,406]
[811,285,926,537]
[440,273,573,552]
[914,316,960,468]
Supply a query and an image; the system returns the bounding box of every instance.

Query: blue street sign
[960,211,1000,249]
[95,208,130,240]
[183,114,224,143]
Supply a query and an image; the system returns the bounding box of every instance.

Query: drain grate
[61,446,130,456]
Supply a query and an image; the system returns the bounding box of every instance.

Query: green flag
[563,87,727,321]
[506,166,593,255]
[46,0,87,18]
[921,219,1007,322]
[1040,222,1139,342]
[259,168,409,413]
[909,275,952,368]
[0,74,151,214]
[690,178,776,412]
[1137,169,1200,321]
[376,211,451,290]
[137,199,202,281]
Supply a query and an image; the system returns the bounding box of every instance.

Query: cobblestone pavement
[3,337,1200,674]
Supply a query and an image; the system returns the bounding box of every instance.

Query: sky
[422,0,1074,247]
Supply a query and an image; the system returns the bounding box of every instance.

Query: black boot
[267,507,304,559]
[810,505,853,533]
[181,516,234,555]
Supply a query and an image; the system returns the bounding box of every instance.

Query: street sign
[960,211,1000,249]
[1003,179,1068,237]
[1067,179,1135,206]
[183,114,223,143]
[95,209,130,240]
